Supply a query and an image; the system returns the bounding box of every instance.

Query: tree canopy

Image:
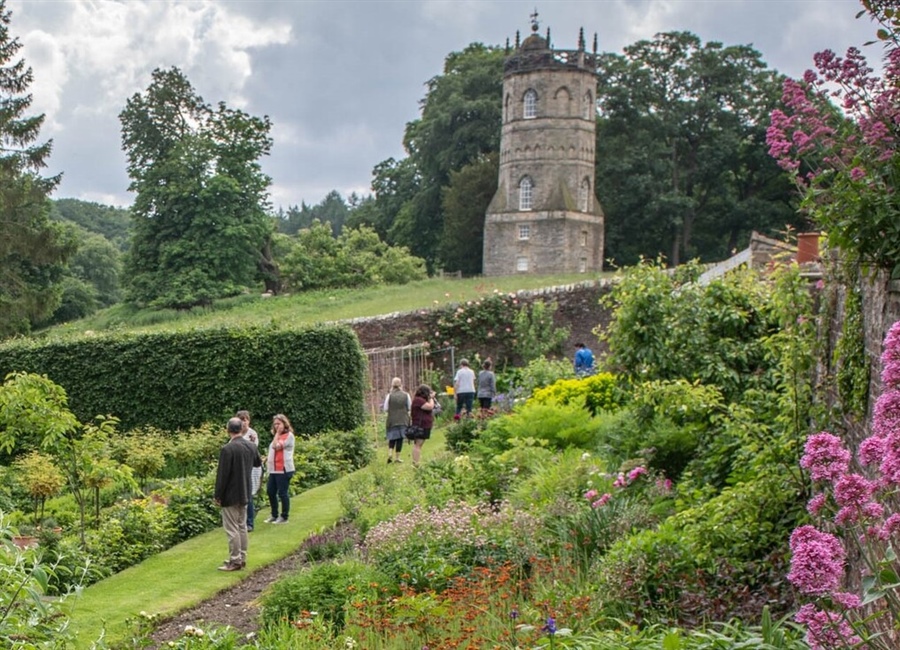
[356,44,504,272]
[595,31,801,266]
[0,0,75,338]
[120,67,273,308]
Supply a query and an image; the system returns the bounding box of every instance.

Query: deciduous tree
[120,67,273,308]
[596,31,799,266]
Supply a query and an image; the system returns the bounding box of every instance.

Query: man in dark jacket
[214,417,259,571]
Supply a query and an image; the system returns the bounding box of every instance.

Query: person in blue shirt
[574,342,595,377]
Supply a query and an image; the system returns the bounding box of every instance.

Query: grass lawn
[37,273,607,341]
[65,429,447,649]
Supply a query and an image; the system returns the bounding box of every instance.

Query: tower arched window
[523,89,537,119]
[519,177,533,211]
[583,91,594,120]
[579,178,591,212]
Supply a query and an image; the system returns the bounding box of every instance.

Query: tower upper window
[579,178,591,212]
[523,89,537,119]
[519,177,533,210]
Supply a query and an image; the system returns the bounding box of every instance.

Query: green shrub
[501,356,573,398]
[261,559,388,629]
[474,401,601,457]
[86,497,175,574]
[530,372,622,415]
[156,473,219,543]
[0,325,367,433]
[164,422,223,478]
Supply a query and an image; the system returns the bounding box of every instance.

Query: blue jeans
[267,471,294,519]
[247,496,255,530]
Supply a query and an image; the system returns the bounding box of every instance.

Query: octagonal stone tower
[483,18,604,276]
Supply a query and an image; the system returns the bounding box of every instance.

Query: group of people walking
[213,410,297,572]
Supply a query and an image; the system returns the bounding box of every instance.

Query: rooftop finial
[530,8,539,32]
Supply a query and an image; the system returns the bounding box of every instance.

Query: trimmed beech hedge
[0,325,366,433]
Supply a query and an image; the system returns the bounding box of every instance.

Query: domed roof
[520,33,547,51]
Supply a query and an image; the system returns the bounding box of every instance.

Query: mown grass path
[66,431,445,649]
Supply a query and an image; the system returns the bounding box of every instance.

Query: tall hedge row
[0,325,367,434]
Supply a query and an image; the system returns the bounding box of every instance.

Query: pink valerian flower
[832,474,875,508]
[800,433,851,482]
[795,604,862,650]
[656,477,673,492]
[882,513,900,539]
[788,525,846,596]
[858,435,886,466]
[807,492,828,516]
[591,493,612,509]
[612,473,627,488]
[877,432,900,485]
[583,489,599,501]
[882,360,900,388]
[883,321,900,362]
[872,390,900,438]
[831,591,862,609]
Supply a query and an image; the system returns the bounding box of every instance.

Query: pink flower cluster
[790,320,900,647]
[584,466,655,509]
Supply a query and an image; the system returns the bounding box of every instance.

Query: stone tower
[483,17,604,276]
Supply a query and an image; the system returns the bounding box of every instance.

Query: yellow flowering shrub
[530,372,621,415]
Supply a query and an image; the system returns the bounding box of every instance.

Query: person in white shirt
[453,359,476,418]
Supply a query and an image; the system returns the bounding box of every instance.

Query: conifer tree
[0,0,74,337]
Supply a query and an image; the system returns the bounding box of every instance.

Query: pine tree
[0,0,74,337]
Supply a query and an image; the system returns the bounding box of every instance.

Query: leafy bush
[600,260,773,401]
[530,372,622,415]
[473,401,601,458]
[156,473,219,543]
[164,422,223,478]
[501,355,573,398]
[260,559,389,629]
[86,497,175,574]
[0,516,79,646]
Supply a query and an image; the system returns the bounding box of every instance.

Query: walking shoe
[264,516,278,523]
[218,561,243,572]
[273,517,288,524]
[387,457,393,463]
[394,458,403,463]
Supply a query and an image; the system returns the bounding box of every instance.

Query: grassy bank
[38,274,605,340]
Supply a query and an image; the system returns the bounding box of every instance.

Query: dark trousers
[456,392,475,415]
[267,471,294,519]
[479,397,492,409]
[247,497,255,529]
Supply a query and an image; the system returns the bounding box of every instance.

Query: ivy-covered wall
[0,326,367,434]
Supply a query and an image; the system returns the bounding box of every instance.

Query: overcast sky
[8,0,881,210]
